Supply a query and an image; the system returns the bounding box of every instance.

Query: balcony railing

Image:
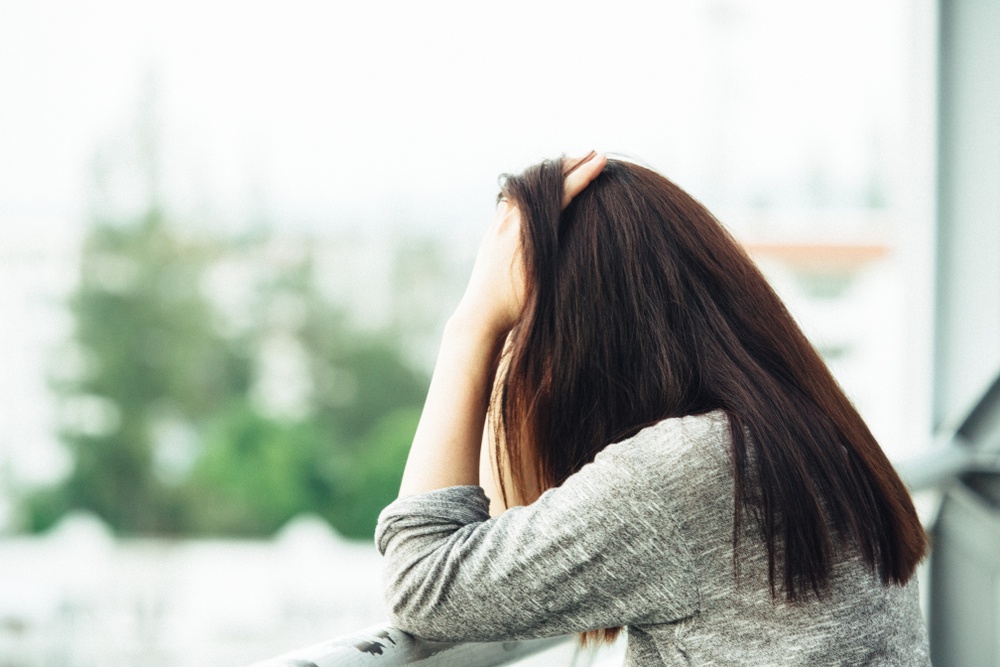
[247,625,565,667]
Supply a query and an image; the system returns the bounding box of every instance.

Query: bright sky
[0,0,909,233]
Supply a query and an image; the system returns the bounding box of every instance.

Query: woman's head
[492,156,926,609]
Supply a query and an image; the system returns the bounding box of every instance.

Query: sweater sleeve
[374,425,701,642]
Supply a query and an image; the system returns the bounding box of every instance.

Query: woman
[375,153,930,665]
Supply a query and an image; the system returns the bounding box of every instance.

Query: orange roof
[744,242,891,271]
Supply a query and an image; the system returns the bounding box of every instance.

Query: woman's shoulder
[585,409,735,508]
[595,409,732,470]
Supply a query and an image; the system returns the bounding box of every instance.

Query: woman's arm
[378,421,701,641]
[382,153,700,642]
[397,315,504,497]
[397,152,607,499]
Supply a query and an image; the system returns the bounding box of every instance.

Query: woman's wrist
[445,307,510,349]
[396,308,506,498]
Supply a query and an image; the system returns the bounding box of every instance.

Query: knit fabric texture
[375,410,931,666]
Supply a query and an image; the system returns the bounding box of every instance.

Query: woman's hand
[562,150,608,208]
[452,197,524,340]
[453,152,607,340]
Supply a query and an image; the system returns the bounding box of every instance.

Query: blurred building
[0,512,384,667]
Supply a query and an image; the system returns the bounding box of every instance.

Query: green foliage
[185,402,331,535]
[22,209,432,540]
[330,407,422,539]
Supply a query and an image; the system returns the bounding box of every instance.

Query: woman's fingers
[563,150,598,176]
[453,195,527,339]
[562,152,607,208]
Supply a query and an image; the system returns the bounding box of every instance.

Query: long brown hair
[489,157,927,644]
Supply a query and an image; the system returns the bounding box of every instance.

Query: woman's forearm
[397,312,505,497]
[396,154,604,500]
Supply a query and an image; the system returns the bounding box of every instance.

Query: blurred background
[0,0,959,664]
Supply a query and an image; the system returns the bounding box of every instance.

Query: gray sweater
[375,410,931,666]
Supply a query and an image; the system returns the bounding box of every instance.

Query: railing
[247,625,565,667]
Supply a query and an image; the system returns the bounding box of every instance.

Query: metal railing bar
[895,439,1000,491]
[955,373,1000,443]
[246,625,567,667]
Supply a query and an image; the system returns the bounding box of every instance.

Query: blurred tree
[184,402,333,536]
[184,403,420,539]
[331,407,422,538]
[25,218,428,537]
[183,247,428,539]
[25,218,432,539]
[26,210,254,534]
[21,78,436,538]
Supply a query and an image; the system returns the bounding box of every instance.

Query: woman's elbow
[382,566,467,641]
[384,590,471,642]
